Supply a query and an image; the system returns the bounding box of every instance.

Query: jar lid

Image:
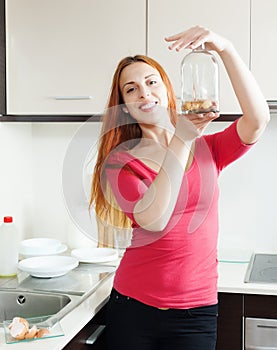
[4,216,13,223]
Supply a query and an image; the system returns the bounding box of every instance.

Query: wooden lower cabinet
[244,294,277,318]
[63,293,277,350]
[64,293,243,350]
[63,304,107,350]
[216,293,243,350]
[217,293,277,350]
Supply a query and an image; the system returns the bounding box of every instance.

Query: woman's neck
[139,121,175,147]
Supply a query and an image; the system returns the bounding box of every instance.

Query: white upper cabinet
[251,0,277,102]
[147,0,250,114]
[6,0,146,115]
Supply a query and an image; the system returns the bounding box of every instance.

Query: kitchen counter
[218,260,277,296]
[1,260,277,349]
[0,265,115,350]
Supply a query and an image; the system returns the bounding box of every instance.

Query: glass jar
[181,44,219,114]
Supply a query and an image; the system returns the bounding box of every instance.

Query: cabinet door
[6,0,146,115]
[63,304,107,349]
[148,0,250,114]
[244,294,277,318]
[216,293,243,350]
[251,0,277,102]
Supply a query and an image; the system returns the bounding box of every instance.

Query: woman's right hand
[165,25,231,55]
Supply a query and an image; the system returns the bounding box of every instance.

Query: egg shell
[9,322,28,340]
[24,325,38,339]
[36,328,50,338]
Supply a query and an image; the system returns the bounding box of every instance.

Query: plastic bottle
[181,44,219,114]
[0,216,19,277]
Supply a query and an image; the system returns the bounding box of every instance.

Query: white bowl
[18,255,79,278]
[19,238,62,256]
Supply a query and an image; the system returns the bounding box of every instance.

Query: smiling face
[119,62,169,125]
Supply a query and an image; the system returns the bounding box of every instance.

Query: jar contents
[181,44,219,114]
[181,99,218,114]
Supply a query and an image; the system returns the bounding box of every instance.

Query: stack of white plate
[19,238,67,258]
[18,255,79,278]
[18,238,77,278]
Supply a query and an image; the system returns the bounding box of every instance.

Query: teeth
[141,102,156,110]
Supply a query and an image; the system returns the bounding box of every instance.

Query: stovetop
[245,253,277,283]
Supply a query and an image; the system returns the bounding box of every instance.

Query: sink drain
[17,295,26,305]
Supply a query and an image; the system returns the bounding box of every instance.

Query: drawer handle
[53,95,93,100]
[257,324,277,329]
[267,100,277,109]
[85,325,106,345]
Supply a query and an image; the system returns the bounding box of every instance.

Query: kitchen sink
[0,290,71,324]
[0,264,116,326]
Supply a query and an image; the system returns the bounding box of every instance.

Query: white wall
[0,123,32,242]
[0,121,101,249]
[31,121,102,248]
[0,116,276,256]
[206,115,277,258]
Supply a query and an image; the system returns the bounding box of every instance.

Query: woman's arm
[165,25,270,144]
[133,117,200,231]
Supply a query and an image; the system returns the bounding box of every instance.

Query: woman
[90,26,269,350]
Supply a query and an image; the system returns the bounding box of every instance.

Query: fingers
[164,26,225,53]
[184,112,219,131]
[190,112,219,122]
[165,26,209,51]
[164,33,183,42]
[165,33,194,52]
[175,111,219,141]
[165,32,191,51]
[186,112,219,121]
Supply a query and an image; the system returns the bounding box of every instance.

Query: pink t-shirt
[105,120,253,309]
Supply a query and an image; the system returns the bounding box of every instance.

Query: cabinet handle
[52,96,93,100]
[85,325,105,345]
[267,100,277,110]
[257,324,277,329]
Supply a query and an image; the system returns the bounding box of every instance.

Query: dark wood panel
[63,304,107,350]
[0,114,102,122]
[244,294,277,318]
[216,293,243,350]
[0,114,239,123]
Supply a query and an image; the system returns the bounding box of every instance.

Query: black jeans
[106,289,218,350]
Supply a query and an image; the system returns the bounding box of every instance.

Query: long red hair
[90,55,177,228]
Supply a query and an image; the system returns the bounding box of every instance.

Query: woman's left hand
[183,112,220,134]
[165,25,230,54]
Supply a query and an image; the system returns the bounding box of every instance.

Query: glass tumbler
[113,227,132,257]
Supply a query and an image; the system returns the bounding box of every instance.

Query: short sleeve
[104,152,156,224]
[203,118,255,171]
